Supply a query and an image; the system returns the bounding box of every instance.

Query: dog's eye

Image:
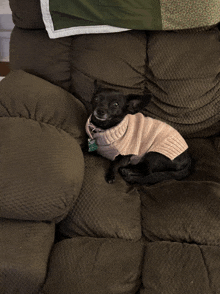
[112,102,119,107]
[93,96,99,102]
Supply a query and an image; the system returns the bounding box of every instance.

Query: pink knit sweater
[86,113,188,164]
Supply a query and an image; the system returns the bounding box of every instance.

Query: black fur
[90,82,191,185]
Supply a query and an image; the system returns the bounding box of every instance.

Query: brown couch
[0,0,220,293]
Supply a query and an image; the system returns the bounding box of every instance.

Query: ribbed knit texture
[86,113,188,162]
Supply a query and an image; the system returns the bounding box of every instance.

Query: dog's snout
[97,108,106,116]
[93,107,109,121]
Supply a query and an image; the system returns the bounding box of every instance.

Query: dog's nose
[97,109,106,117]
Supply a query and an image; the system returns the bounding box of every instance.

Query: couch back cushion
[10,24,220,138]
[144,26,220,137]
[9,0,45,29]
[10,27,147,103]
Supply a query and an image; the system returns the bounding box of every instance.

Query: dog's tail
[142,159,192,185]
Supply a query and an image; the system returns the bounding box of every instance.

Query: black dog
[86,83,191,185]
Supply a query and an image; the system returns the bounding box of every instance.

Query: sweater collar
[85,115,103,139]
[86,115,129,145]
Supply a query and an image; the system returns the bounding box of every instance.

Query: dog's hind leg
[119,162,150,184]
[119,165,190,185]
[136,163,191,185]
[119,152,191,185]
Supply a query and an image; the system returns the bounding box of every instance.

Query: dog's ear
[126,94,152,114]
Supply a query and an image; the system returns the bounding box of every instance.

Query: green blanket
[40,0,220,39]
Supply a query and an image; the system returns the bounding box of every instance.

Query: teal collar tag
[88,138,98,152]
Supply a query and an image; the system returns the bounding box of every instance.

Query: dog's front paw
[105,172,116,184]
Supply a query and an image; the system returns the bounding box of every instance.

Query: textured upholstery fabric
[139,137,220,293]
[41,237,144,294]
[0,70,87,222]
[215,137,220,152]
[9,0,45,29]
[0,219,55,294]
[0,70,87,145]
[10,28,73,92]
[141,180,220,245]
[10,27,147,103]
[10,25,220,137]
[67,30,147,101]
[141,242,220,294]
[143,27,220,137]
[58,152,142,240]
[140,138,220,244]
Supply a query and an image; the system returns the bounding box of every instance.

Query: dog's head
[91,81,152,129]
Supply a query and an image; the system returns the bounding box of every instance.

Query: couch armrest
[0,70,87,222]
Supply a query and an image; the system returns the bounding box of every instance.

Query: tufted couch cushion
[58,153,142,240]
[10,27,147,103]
[10,25,220,138]
[9,0,45,29]
[0,70,87,222]
[141,242,220,294]
[40,237,144,294]
[0,218,55,294]
[10,28,73,91]
[143,26,220,137]
[139,137,220,293]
